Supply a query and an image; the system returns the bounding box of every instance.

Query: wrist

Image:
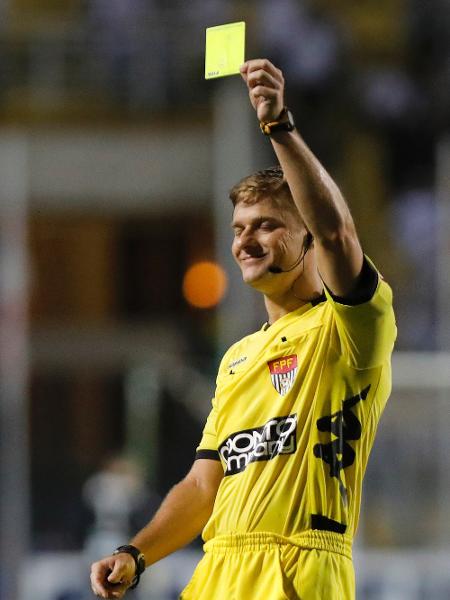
[260,107,295,136]
[113,544,146,589]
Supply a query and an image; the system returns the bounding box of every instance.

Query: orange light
[182,261,228,309]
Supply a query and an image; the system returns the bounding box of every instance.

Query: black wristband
[113,544,146,589]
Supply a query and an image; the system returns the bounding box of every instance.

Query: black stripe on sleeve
[326,256,378,306]
[311,292,326,306]
[195,449,221,461]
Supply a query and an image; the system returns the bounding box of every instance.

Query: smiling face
[231,197,307,291]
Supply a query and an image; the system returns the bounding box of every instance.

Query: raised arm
[240,59,363,298]
[90,458,223,599]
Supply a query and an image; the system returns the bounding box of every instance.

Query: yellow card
[205,21,246,79]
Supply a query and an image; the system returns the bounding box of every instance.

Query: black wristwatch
[113,544,146,589]
[260,107,295,136]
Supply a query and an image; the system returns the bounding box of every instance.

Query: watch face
[280,110,294,129]
[273,111,295,132]
[137,555,146,574]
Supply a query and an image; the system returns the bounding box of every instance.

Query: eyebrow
[230,216,283,229]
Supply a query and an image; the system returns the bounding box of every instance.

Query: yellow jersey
[196,258,396,543]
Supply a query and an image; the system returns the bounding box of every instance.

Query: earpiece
[269,231,313,274]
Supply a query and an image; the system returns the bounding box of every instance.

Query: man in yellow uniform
[90,58,396,600]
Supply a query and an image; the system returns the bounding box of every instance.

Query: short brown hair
[229,165,298,217]
[229,165,314,250]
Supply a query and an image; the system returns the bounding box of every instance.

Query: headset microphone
[268,251,304,274]
[268,265,283,274]
[268,232,313,274]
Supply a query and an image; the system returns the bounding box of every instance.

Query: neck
[264,294,305,324]
[263,266,323,325]
[263,288,323,324]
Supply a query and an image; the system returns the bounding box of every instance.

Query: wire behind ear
[305,231,314,251]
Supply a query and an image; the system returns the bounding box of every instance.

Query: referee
[90,58,396,599]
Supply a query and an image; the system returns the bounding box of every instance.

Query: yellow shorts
[180,531,354,600]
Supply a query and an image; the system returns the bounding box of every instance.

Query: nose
[236,228,250,247]
[235,227,258,251]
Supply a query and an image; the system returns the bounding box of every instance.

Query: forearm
[90,460,222,598]
[270,129,355,243]
[129,475,215,567]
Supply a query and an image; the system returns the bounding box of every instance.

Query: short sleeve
[324,256,397,369]
[195,397,221,461]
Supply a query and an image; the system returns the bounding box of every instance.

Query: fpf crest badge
[268,355,298,396]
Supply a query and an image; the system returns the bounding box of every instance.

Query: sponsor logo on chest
[267,354,298,395]
[219,414,298,476]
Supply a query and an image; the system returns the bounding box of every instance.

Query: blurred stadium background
[0,0,449,598]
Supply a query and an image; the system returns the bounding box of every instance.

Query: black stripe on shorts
[311,514,347,534]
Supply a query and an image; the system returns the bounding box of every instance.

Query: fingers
[249,84,279,104]
[247,69,281,91]
[240,59,285,121]
[90,575,127,599]
[90,557,132,599]
[90,559,110,597]
[246,67,282,105]
[240,59,284,86]
[108,561,131,585]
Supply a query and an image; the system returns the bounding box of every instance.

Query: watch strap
[113,544,146,589]
[260,107,295,136]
